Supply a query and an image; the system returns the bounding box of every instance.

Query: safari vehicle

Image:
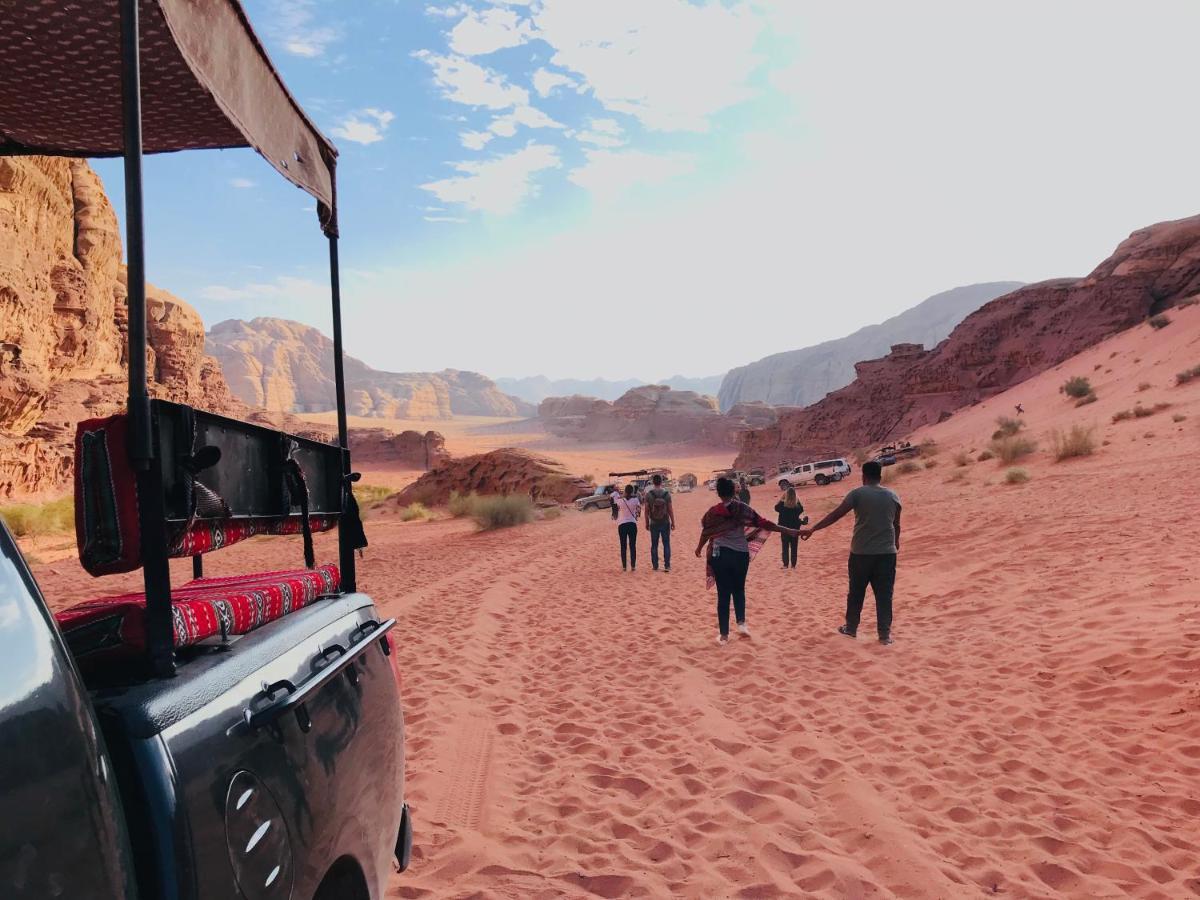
[777,457,852,488]
[610,468,672,497]
[874,441,920,466]
[575,484,618,511]
[0,3,410,898]
[747,468,767,486]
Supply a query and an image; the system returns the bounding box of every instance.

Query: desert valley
[2,147,1199,899]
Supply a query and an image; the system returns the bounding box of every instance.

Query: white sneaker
[737,622,751,638]
[717,635,729,645]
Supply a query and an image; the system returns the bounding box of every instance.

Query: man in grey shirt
[800,460,901,645]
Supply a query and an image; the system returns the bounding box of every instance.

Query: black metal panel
[153,401,342,523]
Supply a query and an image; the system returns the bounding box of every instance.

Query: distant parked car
[575,484,617,511]
[777,458,852,488]
[747,468,766,486]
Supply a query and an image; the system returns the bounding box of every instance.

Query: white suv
[777,458,851,488]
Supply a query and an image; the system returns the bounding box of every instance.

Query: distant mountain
[497,373,725,404]
[207,318,535,419]
[717,282,1024,410]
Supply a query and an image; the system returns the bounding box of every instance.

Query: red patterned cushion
[168,516,338,557]
[55,564,341,666]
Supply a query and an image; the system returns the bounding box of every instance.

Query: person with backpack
[775,487,805,569]
[611,483,642,571]
[737,477,752,504]
[644,473,675,572]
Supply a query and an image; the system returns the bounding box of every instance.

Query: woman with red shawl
[695,477,801,644]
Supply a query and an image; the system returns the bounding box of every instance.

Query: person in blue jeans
[643,473,675,572]
[610,483,642,571]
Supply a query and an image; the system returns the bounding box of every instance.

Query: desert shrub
[977,449,995,462]
[918,438,939,456]
[1004,467,1031,484]
[399,502,432,522]
[354,484,394,507]
[1179,297,1198,308]
[954,450,972,467]
[1137,382,1152,392]
[923,458,939,469]
[1075,392,1098,407]
[1052,425,1097,461]
[541,506,562,520]
[1092,364,1102,372]
[1112,409,1134,422]
[896,460,923,475]
[1062,376,1093,399]
[992,416,1024,439]
[988,435,1037,464]
[1173,413,1188,423]
[447,490,477,518]
[945,469,967,484]
[1149,314,1171,329]
[1176,364,1200,385]
[0,497,74,538]
[469,494,535,530]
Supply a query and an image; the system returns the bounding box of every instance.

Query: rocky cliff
[539,385,778,447]
[718,282,1023,410]
[735,217,1200,467]
[349,428,449,470]
[0,157,240,497]
[500,373,724,404]
[207,317,534,419]
[394,448,593,506]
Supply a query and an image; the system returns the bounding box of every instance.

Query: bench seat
[55,564,340,667]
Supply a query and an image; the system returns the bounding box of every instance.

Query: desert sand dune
[26,305,1200,898]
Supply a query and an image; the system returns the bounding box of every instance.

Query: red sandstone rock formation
[207,317,534,419]
[735,215,1200,467]
[349,428,449,470]
[539,386,778,447]
[0,157,241,498]
[393,448,593,506]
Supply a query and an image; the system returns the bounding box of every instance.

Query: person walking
[644,473,675,573]
[799,460,901,645]
[611,483,642,571]
[737,477,752,504]
[774,487,804,569]
[696,477,801,644]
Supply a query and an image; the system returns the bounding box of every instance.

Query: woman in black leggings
[611,484,642,571]
[775,487,805,569]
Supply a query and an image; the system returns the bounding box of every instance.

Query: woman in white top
[611,484,642,571]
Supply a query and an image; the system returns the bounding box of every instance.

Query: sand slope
[24,306,1200,898]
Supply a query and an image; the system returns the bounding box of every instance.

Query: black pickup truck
[0,1,411,895]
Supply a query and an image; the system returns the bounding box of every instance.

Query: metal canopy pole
[121,0,175,677]
[328,235,357,593]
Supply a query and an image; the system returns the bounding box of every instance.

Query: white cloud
[568,149,695,197]
[421,143,562,215]
[199,276,327,304]
[424,215,469,224]
[532,0,764,131]
[425,3,470,18]
[414,51,529,109]
[532,67,579,98]
[229,178,256,189]
[461,130,495,150]
[330,108,396,145]
[268,0,338,58]
[488,104,564,138]
[448,6,534,56]
[575,118,626,148]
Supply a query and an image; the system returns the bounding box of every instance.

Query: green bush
[0,497,74,538]
[1176,364,1200,386]
[992,416,1024,439]
[399,502,432,522]
[1052,425,1097,461]
[1075,392,1098,407]
[1149,314,1171,329]
[1062,376,1093,399]
[447,490,477,518]
[1004,467,1031,484]
[988,435,1037,463]
[469,494,535,530]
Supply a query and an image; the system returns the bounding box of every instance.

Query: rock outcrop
[539,386,778,447]
[349,428,449,470]
[718,282,1023,410]
[735,216,1200,467]
[393,448,593,506]
[500,373,725,404]
[207,317,534,420]
[0,157,240,498]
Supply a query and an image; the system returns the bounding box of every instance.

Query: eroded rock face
[207,317,534,419]
[394,448,593,506]
[539,385,778,447]
[735,215,1200,467]
[349,428,449,470]
[0,158,239,498]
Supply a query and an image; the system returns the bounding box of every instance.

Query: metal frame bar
[121,0,175,677]
[328,236,357,593]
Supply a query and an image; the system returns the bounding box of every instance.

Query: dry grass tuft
[0,497,74,537]
[1004,467,1031,485]
[1148,313,1171,329]
[1052,425,1097,461]
[988,435,1037,464]
[992,416,1024,439]
[1062,376,1093,399]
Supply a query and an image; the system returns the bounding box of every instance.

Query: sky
[92,0,1200,381]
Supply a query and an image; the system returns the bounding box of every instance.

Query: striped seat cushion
[55,564,340,666]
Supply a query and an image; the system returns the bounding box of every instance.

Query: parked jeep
[576,484,618,511]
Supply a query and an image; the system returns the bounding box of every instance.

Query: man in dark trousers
[644,473,675,572]
[799,460,901,645]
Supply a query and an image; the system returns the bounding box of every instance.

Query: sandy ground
[21,304,1200,898]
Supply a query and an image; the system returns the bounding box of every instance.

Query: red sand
[24,304,1200,898]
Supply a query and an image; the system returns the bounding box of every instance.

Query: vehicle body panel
[777,458,852,487]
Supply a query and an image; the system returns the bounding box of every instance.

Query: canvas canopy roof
[0,0,339,235]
